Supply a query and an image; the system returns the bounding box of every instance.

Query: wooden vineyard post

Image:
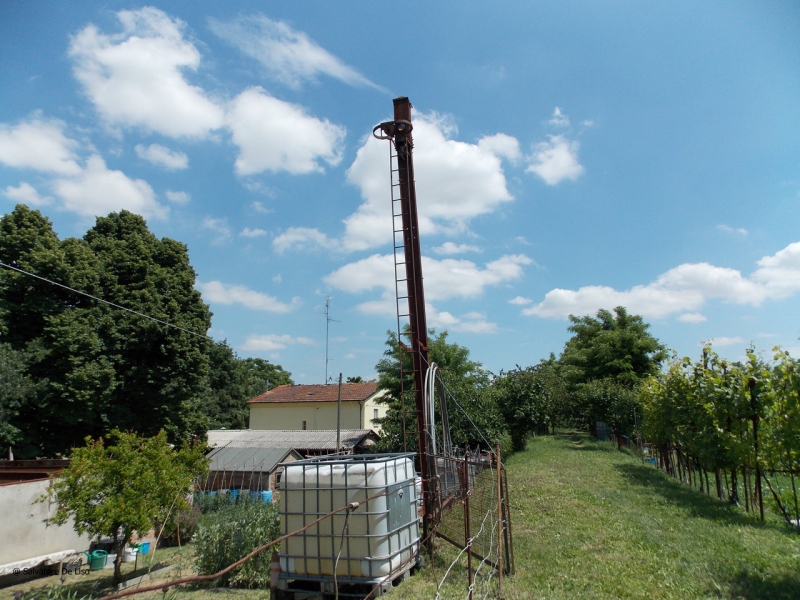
[749,378,764,521]
[496,442,503,595]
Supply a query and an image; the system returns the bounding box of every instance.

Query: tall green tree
[492,361,567,451]
[197,341,293,430]
[0,343,37,449]
[374,329,506,453]
[560,306,667,389]
[0,206,212,456]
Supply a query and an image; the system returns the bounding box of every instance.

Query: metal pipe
[337,373,343,453]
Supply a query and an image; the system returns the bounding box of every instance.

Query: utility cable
[0,260,207,339]
[0,260,322,382]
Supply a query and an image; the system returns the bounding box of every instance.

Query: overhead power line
[0,260,208,339]
[0,260,325,382]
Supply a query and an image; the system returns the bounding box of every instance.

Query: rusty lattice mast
[373,97,434,539]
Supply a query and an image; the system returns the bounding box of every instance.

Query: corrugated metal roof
[247,382,382,404]
[207,429,379,450]
[206,447,299,472]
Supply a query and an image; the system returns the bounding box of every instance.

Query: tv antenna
[324,296,339,384]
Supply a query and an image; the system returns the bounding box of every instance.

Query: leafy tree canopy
[0,206,215,456]
[44,430,208,583]
[374,329,506,453]
[560,306,667,389]
[196,341,293,430]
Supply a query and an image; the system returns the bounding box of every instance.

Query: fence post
[495,442,504,595]
[463,454,473,600]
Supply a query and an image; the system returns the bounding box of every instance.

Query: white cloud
[53,154,167,219]
[165,190,190,204]
[524,241,800,320]
[677,312,707,323]
[526,135,584,185]
[208,14,385,92]
[427,306,497,334]
[456,320,498,334]
[343,114,517,251]
[463,311,486,320]
[201,217,232,243]
[273,227,338,253]
[3,182,53,206]
[227,87,345,175]
[508,296,532,305]
[477,133,521,162]
[135,143,188,169]
[69,7,224,137]
[251,200,273,213]
[197,280,301,313]
[272,274,282,283]
[717,224,748,236]
[752,241,800,299]
[433,242,481,255]
[241,333,316,351]
[325,253,531,303]
[0,117,81,174]
[549,107,570,127]
[241,227,267,238]
[706,336,745,348]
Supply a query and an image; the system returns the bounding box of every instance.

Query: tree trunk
[112,527,125,584]
[730,467,739,506]
[715,468,723,500]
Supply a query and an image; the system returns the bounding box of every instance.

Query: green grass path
[398,433,800,600]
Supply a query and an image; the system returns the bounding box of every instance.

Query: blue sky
[1,1,799,383]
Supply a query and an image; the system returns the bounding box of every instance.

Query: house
[247,382,389,433]
[207,429,380,457]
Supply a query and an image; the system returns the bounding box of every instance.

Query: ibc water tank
[278,453,420,585]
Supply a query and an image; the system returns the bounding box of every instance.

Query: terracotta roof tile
[247,382,380,404]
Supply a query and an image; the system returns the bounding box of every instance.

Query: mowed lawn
[394,433,800,600]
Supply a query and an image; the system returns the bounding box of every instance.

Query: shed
[207,429,380,456]
[204,446,302,492]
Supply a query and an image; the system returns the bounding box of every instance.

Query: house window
[302,420,307,430]
[373,409,379,421]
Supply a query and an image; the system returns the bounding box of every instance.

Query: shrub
[193,500,280,588]
[159,503,201,547]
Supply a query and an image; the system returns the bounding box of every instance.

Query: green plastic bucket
[87,549,108,571]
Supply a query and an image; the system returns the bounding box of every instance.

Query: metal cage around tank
[276,453,421,595]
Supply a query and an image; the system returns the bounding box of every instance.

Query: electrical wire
[0,260,323,382]
[0,260,207,339]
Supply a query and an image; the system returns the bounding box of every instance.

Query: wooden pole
[495,442,504,594]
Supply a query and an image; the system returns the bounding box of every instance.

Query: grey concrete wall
[0,479,92,566]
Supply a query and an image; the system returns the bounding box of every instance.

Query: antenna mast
[324,296,339,384]
[374,97,433,542]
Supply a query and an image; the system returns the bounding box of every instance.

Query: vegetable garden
[639,346,800,525]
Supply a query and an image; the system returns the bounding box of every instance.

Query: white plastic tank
[278,453,420,583]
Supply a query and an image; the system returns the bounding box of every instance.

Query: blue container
[139,542,151,555]
[208,491,218,497]
[230,489,240,503]
[250,490,261,503]
[261,490,273,503]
